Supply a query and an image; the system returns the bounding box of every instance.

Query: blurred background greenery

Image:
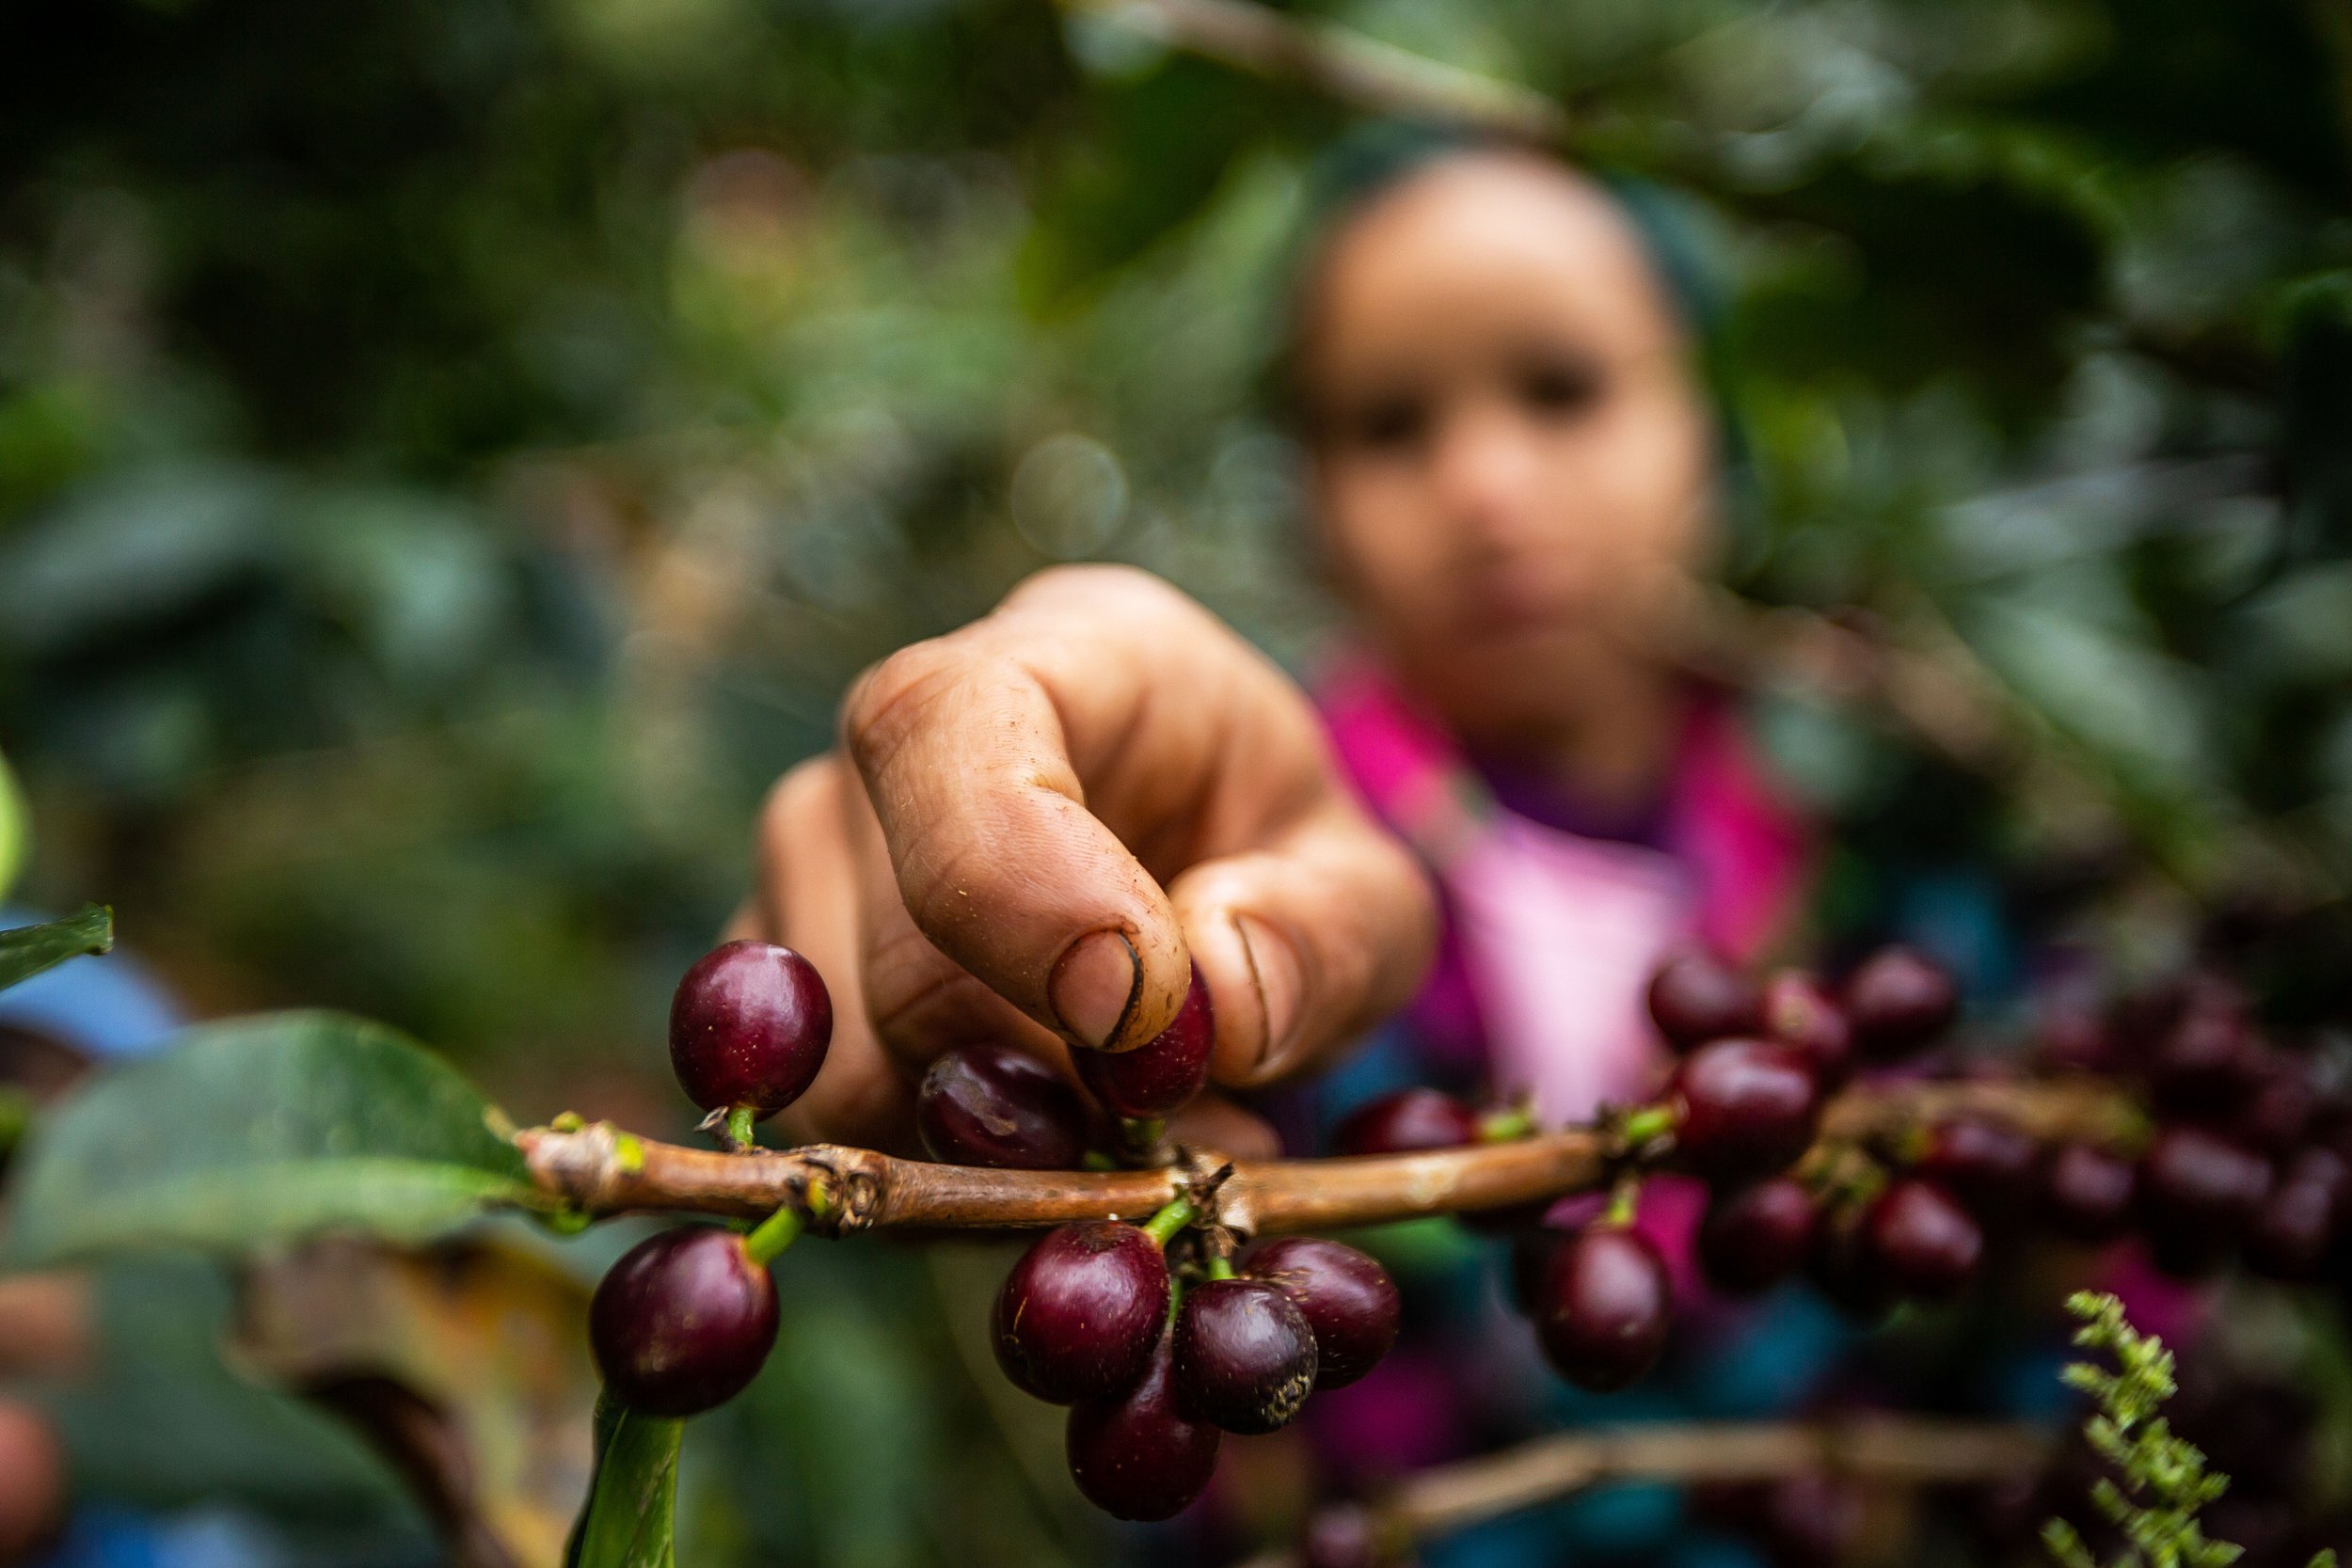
[4,0,2352,1560]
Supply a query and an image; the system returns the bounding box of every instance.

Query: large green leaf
[5,1010,536,1267]
[0,904,114,993]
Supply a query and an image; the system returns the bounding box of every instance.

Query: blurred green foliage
[4,0,2352,1559]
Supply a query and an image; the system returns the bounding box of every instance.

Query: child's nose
[1428,399,1550,545]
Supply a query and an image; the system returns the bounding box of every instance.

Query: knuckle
[842,639,971,779]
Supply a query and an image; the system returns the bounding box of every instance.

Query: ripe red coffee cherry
[1671,1038,1821,1181]
[2038,1142,2136,1243]
[1863,1178,1983,1300]
[1065,1329,1219,1521]
[2245,1146,2350,1282]
[2137,1125,2272,1278]
[1759,971,1854,1088]
[1533,1226,1672,1392]
[1696,1178,1817,1297]
[1247,1238,1401,1389]
[669,941,833,1124]
[1332,1086,1480,1157]
[1842,945,1958,1059]
[1916,1117,2037,1217]
[1646,952,1764,1052]
[993,1221,1170,1403]
[1071,965,1214,1120]
[589,1227,779,1417]
[1172,1277,1319,1434]
[916,1043,1089,1170]
[2147,1002,2266,1117]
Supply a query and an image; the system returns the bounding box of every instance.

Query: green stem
[1205,1255,1236,1282]
[1081,1149,1120,1172]
[1603,1172,1642,1229]
[1475,1102,1538,1142]
[1617,1101,1677,1149]
[1120,1116,1167,1151]
[723,1104,757,1149]
[570,1404,682,1568]
[1141,1196,1197,1247]
[743,1202,803,1265]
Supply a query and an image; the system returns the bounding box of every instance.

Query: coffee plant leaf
[5,1009,536,1266]
[0,904,113,993]
[0,751,24,902]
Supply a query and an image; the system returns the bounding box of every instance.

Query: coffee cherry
[1071,964,1214,1120]
[1646,952,1764,1052]
[1806,1202,1896,1323]
[1760,970,1854,1088]
[1696,1178,1817,1297]
[1332,1087,1480,1157]
[1172,1277,1319,1434]
[669,941,833,1122]
[2137,1125,2272,1278]
[1065,1328,1219,1521]
[1916,1117,2037,1218]
[1246,1238,1400,1389]
[1300,1503,1384,1568]
[1532,1226,1672,1392]
[1843,945,1958,1059]
[2228,1054,2315,1148]
[2245,1146,2350,1282]
[916,1043,1089,1170]
[1863,1177,1983,1300]
[2147,999,2265,1117]
[993,1221,1170,1403]
[2038,1143,2136,1243]
[589,1227,779,1417]
[1671,1038,1821,1181]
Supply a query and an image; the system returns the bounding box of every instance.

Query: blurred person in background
[747,129,1838,1564]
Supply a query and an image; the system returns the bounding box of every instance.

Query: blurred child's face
[1302,153,1715,754]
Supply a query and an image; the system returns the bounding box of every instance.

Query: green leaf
[0,751,24,903]
[0,904,113,993]
[5,1010,535,1267]
[570,1405,680,1568]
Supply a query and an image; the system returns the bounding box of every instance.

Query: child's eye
[1343,392,1431,453]
[1516,355,1607,419]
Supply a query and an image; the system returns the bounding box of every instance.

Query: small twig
[516,1076,2132,1236]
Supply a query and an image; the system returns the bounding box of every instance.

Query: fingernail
[1050,928,1141,1051]
[1233,914,1305,1080]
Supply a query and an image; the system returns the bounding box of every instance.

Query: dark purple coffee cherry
[993,1221,1170,1404]
[1843,945,1958,1060]
[1863,1177,1983,1301]
[1300,1503,1385,1568]
[1533,1226,1672,1392]
[2147,998,2266,1118]
[916,1043,1089,1170]
[2035,996,2118,1076]
[1760,970,1854,1089]
[1806,1202,1897,1323]
[1246,1238,1400,1389]
[2038,1142,2137,1243]
[1916,1117,2037,1218]
[1332,1087,1480,1157]
[1697,1178,1817,1297]
[669,941,833,1122]
[2245,1146,2350,1282]
[589,1227,779,1417]
[2227,1054,2316,1148]
[1065,1328,1219,1521]
[1172,1277,1319,1434]
[1071,964,1214,1120]
[1671,1038,1821,1181]
[1646,951,1764,1053]
[2137,1125,2272,1278]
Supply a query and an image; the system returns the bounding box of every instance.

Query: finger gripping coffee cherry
[1246,1238,1400,1389]
[1842,945,1958,1060]
[589,1227,779,1417]
[993,1221,1170,1404]
[1534,1226,1672,1392]
[2037,1142,2136,1243]
[1065,1329,1219,1521]
[1331,1087,1480,1157]
[1071,964,1214,1121]
[1760,970,1854,1088]
[1172,1277,1319,1434]
[917,1043,1089,1170]
[1863,1177,1983,1301]
[1646,952,1764,1052]
[669,941,833,1120]
[1671,1038,1820,1181]
[1697,1178,1817,1297]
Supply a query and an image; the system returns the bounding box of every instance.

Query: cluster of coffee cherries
[588,941,834,1418]
[1327,945,1969,1393]
[911,970,1404,1521]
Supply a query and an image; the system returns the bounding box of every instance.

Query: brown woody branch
[516,1076,2132,1237]
[1238,1416,2051,1568]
